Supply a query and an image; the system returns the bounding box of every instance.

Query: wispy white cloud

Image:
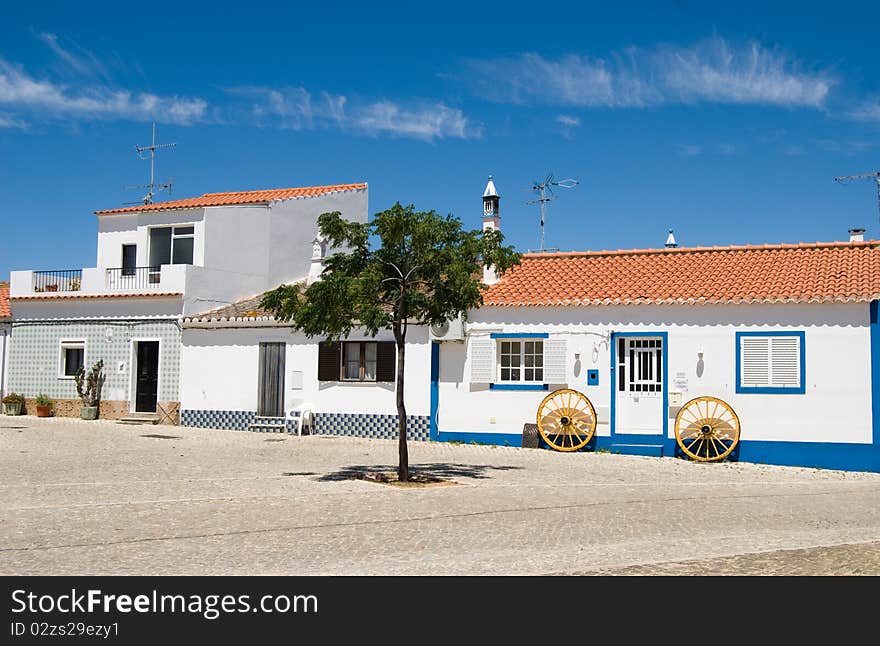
[784,145,806,156]
[849,101,880,122]
[39,32,108,79]
[0,113,27,129]
[676,144,703,157]
[556,114,581,127]
[230,85,478,141]
[0,58,208,125]
[464,37,833,109]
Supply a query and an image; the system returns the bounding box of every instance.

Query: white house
[430,184,880,471]
[0,282,10,402]
[6,183,368,420]
[173,176,880,472]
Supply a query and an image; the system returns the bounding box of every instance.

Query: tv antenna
[526,173,579,251]
[834,171,880,225]
[126,122,176,205]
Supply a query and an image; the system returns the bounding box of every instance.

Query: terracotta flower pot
[36,405,52,417]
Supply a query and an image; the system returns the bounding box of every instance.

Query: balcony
[11,264,189,297]
[32,269,82,293]
[105,266,162,291]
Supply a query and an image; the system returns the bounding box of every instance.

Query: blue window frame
[735,331,805,394]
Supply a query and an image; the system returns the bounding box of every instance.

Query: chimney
[849,228,865,243]
[665,229,678,248]
[482,175,501,285]
[308,235,328,284]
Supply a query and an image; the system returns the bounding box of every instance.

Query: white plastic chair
[288,405,314,436]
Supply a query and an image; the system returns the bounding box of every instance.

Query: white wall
[96,209,206,269]
[438,303,872,444]
[10,296,184,321]
[267,187,369,287]
[180,324,431,417]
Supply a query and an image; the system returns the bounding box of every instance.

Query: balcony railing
[33,269,82,292]
[106,266,162,290]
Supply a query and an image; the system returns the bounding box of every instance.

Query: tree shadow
[316,462,523,482]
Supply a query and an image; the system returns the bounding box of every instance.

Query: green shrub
[35,394,53,407]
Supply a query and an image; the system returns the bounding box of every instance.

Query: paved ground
[2,416,879,575]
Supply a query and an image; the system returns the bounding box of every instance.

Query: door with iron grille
[614,336,664,435]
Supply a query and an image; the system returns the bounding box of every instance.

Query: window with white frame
[149,225,195,267]
[737,332,804,393]
[499,339,544,382]
[59,340,85,378]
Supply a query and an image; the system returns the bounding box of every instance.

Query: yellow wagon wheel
[674,396,741,462]
[536,388,597,452]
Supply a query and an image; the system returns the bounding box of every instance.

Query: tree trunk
[395,330,409,481]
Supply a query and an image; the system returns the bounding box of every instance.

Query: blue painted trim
[437,430,522,447]
[609,332,669,444]
[871,301,880,449]
[489,332,549,339]
[735,330,806,394]
[429,341,440,441]
[489,383,548,391]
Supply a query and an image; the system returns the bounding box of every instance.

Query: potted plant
[2,393,25,416]
[35,394,53,417]
[74,359,104,420]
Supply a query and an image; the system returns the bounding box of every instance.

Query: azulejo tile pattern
[313,412,431,441]
[181,409,431,441]
[181,409,256,431]
[8,320,181,401]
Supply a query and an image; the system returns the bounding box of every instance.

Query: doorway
[134,341,160,413]
[612,335,666,436]
[258,342,286,417]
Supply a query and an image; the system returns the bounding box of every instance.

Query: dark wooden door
[258,342,285,417]
[135,341,160,412]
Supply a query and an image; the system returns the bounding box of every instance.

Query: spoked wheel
[675,396,741,462]
[536,388,597,452]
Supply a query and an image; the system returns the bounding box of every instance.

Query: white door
[614,336,664,435]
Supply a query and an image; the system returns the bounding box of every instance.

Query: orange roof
[95,182,367,215]
[484,241,880,306]
[0,282,9,319]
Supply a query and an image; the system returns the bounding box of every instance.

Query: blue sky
[1,1,879,278]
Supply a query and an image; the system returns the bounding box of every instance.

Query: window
[343,342,377,381]
[499,340,543,382]
[317,341,395,382]
[149,225,194,267]
[59,341,85,378]
[736,332,805,394]
[122,244,137,276]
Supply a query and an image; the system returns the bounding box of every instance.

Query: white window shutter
[740,337,770,387]
[770,337,800,387]
[469,337,495,383]
[543,338,567,383]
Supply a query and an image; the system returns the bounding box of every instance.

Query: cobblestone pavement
[1,417,879,575]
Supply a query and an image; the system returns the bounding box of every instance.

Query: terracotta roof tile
[484,241,880,306]
[95,182,367,215]
[0,282,9,319]
[184,281,308,323]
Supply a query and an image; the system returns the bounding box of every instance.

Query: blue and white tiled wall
[8,320,181,401]
[181,409,431,441]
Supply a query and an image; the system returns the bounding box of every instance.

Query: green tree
[261,202,520,481]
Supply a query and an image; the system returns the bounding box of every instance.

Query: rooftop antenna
[834,171,880,227]
[126,122,176,205]
[526,173,579,251]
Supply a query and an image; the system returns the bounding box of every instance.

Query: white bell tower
[482,175,501,285]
